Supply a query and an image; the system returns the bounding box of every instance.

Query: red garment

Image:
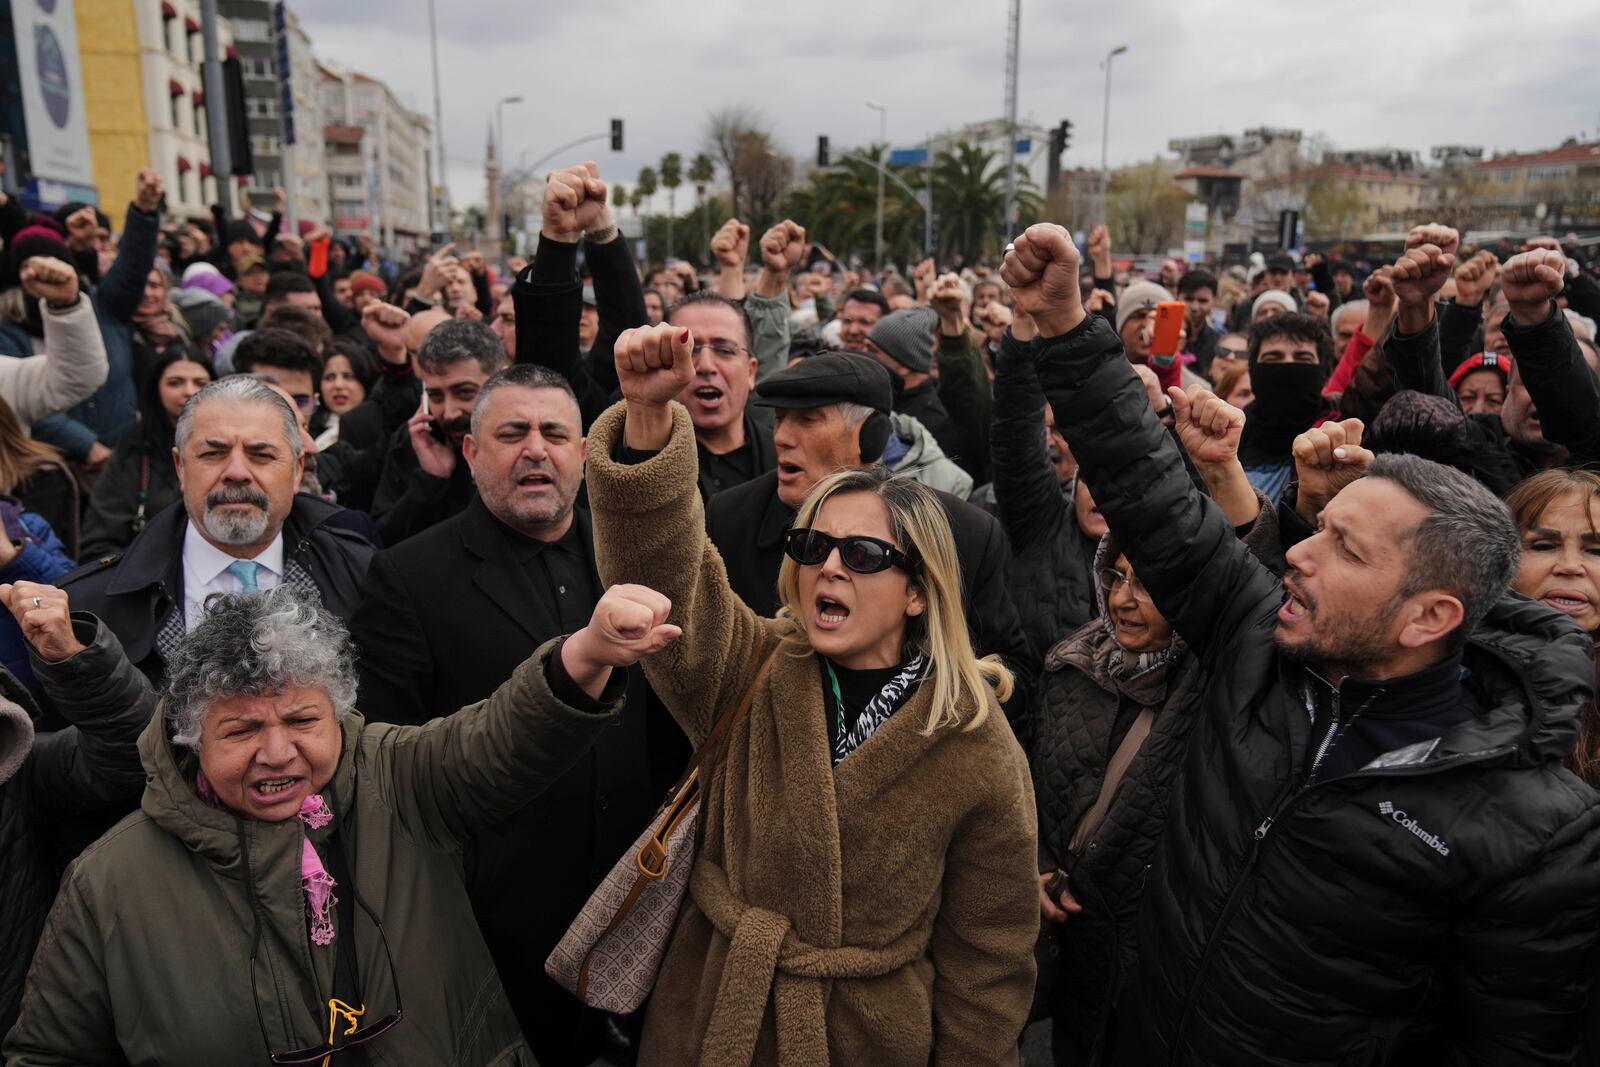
[1324,328,1375,396]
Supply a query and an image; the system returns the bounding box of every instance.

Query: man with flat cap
[704,351,1038,733]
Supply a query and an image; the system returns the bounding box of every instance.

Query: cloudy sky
[296,0,1599,215]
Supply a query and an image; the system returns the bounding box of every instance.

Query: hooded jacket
[3,638,619,1066]
[586,401,1038,1067]
[887,411,973,498]
[0,624,147,1037]
[1035,312,1600,1066]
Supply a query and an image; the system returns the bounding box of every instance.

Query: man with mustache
[370,317,509,544]
[45,374,374,722]
[348,363,667,1066]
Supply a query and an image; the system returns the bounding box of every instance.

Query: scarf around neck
[827,652,927,765]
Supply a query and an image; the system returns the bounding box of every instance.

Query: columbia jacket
[3,638,618,1066]
[1034,313,1600,1066]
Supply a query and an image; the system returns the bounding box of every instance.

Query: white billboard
[11,0,94,188]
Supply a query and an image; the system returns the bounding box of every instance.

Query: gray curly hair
[165,585,358,750]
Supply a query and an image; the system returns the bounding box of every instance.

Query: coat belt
[692,859,928,1067]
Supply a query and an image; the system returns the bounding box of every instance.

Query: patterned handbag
[546,646,778,1013]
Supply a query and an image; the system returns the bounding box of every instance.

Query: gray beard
[202,504,270,545]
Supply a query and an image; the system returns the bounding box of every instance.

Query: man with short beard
[58,376,373,691]
[370,317,509,543]
[348,363,668,1066]
[1005,221,1600,1065]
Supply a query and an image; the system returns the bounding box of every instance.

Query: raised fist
[1000,224,1083,338]
[711,219,750,268]
[19,256,79,306]
[1087,224,1112,274]
[912,257,937,300]
[1292,418,1372,521]
[930,272,968,322]
[1501,249,1567,325]
[1452,250,1500,308]
[1363,265,1395,310]
[64,207,98,251]
[361,301,411,353]
[462,250,487,276]
[275,232,305,260]
[1391,226,1459,309]
[1303,252,1323,270]
[759,220,806,274]
[1170,385,1245,468]
[135,169,164,214]
[1304,290,1330,320]
[571,584,683,670]
[543,162,608,242]
[0,582,85,664]
[614,323,696,407]
[417,242,459,298]
[1085,288,1116,315]
[272,186,287,213]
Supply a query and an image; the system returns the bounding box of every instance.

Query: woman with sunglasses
[4,584,624,1065]
[1030,369,1283,1065]
[570,323,1038,1065]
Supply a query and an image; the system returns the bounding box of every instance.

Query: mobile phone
[308,235,329,277]
[421,392,430,416]
[1150,301,1187,357]
[1044,869,1069,907]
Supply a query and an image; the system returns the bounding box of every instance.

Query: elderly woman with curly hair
[3,583,636,1066]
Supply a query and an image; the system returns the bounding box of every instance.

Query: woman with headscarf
[1236,311,1337,502]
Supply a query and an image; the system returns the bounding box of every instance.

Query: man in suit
[348,363,669,1066]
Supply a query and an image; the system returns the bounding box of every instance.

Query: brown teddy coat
[586,400,1039,1067]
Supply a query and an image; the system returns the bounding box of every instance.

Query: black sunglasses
[783,527,919,575]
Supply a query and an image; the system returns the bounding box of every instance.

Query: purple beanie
[7,224,73,276]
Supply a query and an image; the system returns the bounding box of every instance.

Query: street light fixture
[1099,45,1128,228]
[866,100,888,271]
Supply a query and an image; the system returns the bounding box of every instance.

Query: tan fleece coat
[586,400,1039,1067]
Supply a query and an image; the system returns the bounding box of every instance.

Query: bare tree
[706,106,776,219]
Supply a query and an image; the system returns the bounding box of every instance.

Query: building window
[177,169,189,204]
[232,19,271,42]
[194,104,205,137]
[250,135,281,156]
[244,56,276,79]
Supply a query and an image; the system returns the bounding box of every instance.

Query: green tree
[610,183,628,216]
[660,152,683,253]
[931,143,1041,264]
[1106,158,1186,254]
[784,147,924,267]
[635,168,657,261]
[689,152,716,259]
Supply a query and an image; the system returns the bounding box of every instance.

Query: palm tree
[784,146,925,266]
[932,143,1041,264]
[689,152,715,258]
[635,167,657,260]
[610,183,628,217]
[659,152,683,257]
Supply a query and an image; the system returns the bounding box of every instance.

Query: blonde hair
[775,467,1014,734]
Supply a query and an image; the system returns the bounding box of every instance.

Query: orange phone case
[1150,301,1187,356]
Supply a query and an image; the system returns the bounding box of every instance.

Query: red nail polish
[680,329,691,343]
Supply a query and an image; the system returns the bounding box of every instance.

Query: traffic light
[817,135,830,168]
[1050,119,1073,156]
[610,119,623,152]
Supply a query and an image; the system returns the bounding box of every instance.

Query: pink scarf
[195,773,338,945]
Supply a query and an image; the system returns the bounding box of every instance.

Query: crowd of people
[0,154,1599,1066]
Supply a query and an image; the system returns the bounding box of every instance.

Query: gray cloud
[294,0,1599,221]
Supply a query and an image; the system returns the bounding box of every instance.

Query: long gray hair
[164,585,357,750]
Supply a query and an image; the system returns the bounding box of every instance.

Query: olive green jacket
[3,638,617,1066]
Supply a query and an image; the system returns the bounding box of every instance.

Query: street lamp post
[494,95,523,247]
[1099,45,1127,227]
[867,100,887,271]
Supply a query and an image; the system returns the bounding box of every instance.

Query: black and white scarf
[833,652,927,765]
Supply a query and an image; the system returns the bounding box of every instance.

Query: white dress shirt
[181,521,285,632]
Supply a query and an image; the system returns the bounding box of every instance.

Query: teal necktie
[225,560,260,592]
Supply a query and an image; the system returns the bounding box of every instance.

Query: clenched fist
[1452,250,1500,308]
[64,207,99,251]
[615,323,697,409]
[1362,266,1397,339]
[135,169,164,214]
[930,272,969,328]
[759,220,806,274]
[1292,418,1372,523]
[1086,224,1112,276]
[1000,224,1083,338]
[19,256,79,306]
[543,161,609,243]
[560,584,683,698]
[1391,224,1459,328]
[1,582,86,664]
[711,219,750,268]
[1169,385,1245,468]
[1501,249,1567,326]
[362,301,411,361]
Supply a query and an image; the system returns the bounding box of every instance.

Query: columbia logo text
[1377,801,1449,857]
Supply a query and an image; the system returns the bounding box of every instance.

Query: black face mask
[1238,361,1327,468]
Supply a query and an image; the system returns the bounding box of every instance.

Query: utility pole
[1100,45,1128,226]
[199,0,231,218]
[427,0,448,235]
[867,101,887,271]
[1002,0,1020,241]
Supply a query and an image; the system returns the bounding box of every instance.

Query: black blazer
[347,496,674,1055]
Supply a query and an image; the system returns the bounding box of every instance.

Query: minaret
[486,122,502,243]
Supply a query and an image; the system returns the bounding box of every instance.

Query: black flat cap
[1266,252,1296,272]
[753,350,893,413]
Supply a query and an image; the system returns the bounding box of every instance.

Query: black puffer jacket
[1036,313,1600,1066]
[990,333,1099,658]
[1034,504,1284,1061]
[0,621,148,1034]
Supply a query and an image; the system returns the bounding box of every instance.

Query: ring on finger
[31,596,41,608]
[1004,243,1016,255]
